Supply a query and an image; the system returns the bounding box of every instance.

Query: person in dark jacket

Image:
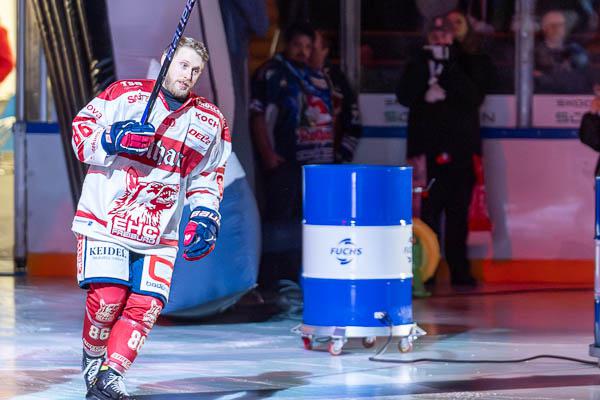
[396,14,492,287]
[579,84,600,175]
[534,9,592,94]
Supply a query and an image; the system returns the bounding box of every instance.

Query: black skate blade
[86,387,131,400]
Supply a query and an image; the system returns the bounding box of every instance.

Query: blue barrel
[302,165,413,328]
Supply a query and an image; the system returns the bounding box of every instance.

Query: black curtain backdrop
[31,0,116,206]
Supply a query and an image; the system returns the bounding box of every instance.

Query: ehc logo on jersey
[108,167,178,245]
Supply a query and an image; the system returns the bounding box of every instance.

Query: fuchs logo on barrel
[330,238,362,265]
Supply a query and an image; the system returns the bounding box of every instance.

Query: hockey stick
[141,0,197,124]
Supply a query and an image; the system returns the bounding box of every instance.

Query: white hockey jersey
[71,79,231,258]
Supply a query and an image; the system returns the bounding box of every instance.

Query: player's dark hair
[283,21,316,44]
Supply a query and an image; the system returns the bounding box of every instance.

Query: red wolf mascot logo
[142,299,162,328]
[95,299,122,323]
[109,167,179,244]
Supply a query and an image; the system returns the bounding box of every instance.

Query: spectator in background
[457,0,516,32]
[534,9,592,94]
[578,83,600,175]
[250,22,334,289]
[396,14,492,288]
[447,9,497,93]
[447,9,481,54]
[309,29,361,163]
[537,1,600,33]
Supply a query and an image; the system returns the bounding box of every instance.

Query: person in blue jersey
[250,22,334,289]
[309,28,361,163]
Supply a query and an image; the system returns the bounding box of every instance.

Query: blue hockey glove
[101,120,155,155]
[183,207,221,261]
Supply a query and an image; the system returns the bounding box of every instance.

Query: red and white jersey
[71,79,231,258]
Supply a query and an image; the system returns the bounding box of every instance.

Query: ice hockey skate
[86,366,129,400]
[81,350,105,391]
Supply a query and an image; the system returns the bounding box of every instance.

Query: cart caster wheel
[328,341,343,356]
[398,337,413,353]
[302,337,313,350]
[362,336,376,348]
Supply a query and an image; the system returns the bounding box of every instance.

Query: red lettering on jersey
[187,128,211,144]
[85,104,103,119]
[97,79,155,101]
[120,132,204,177]
[192,98,231,142]
[194,113,218,128]
[127,93,150,104]
[120,81,143,87]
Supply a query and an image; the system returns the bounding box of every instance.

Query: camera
[424,44,449,61]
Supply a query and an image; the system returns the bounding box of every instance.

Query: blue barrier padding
[481,128,579,139]
[361,126,580,139]
[22,123,579,139]
[361,126,407,138]
[162,177,260,317]
[302,277,413,327]
[303,164,412,226]
[24,122,61,134]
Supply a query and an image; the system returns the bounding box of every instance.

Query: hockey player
[72,36,231,399]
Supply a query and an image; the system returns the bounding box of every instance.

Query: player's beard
[164,75,191,99]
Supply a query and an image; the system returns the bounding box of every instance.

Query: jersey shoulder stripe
[97,79,156,101]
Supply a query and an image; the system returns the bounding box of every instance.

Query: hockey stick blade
[141,0,197,124]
